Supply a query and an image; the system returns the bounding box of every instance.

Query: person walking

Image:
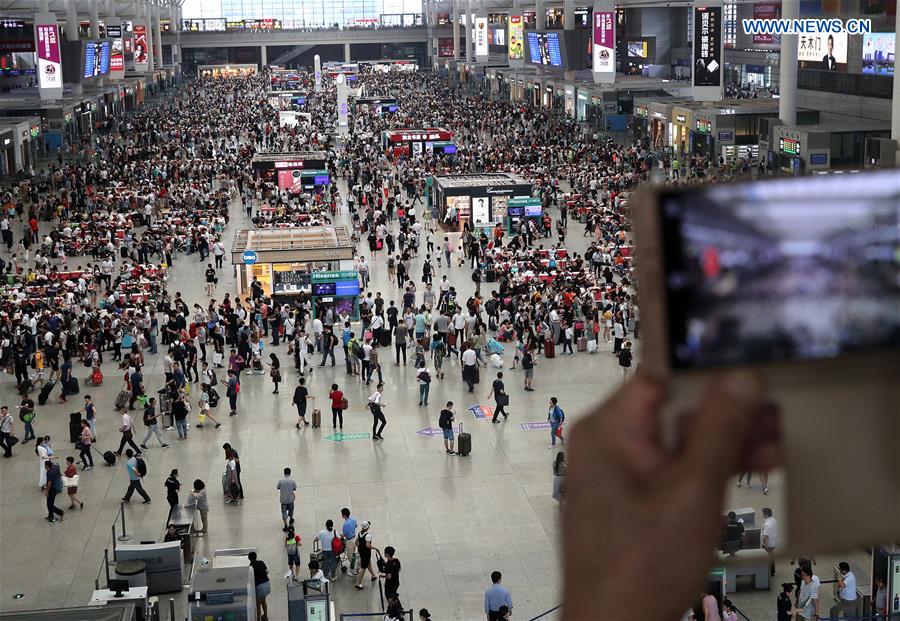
[43,460,65,522]
[487,372,509,423]
[248,551,270,621]
[461,344,477,392]
[354,520,380,589]
[0,405,15,458]
[618,341,633,382]
[393,323,408,365]
[341,508,359,574]
[329,383,345,430]
[829,562,857,619]
[165,469,181,520]
[319,327,337,367]
[226,370,240,417]
[416,365,432,407]
[484,571,513,621]
[762,507,778,576]
[185,479,209,536]
[78,420,94,469]
[317,519,340,580]
[140,397,170,449]
[63,456,84,510]
[116,410,142,456]
[277,467,297,532]
[222,443,244,500]
[36,436,55,488]
[268,353,281,394]
[548,397,565,448]
[368,383,387,440]
[285,527,303,581]
[552,451,566,503]
[292,378,311,428]
[196,387,222,429]
[20,395,36,444]
[382,546,401,602]
[439,402,455,455]
[172,392,190,440]
[521,346,536,392]
[121,449,151,504]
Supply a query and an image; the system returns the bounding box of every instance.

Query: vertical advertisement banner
[508,15,524,61]
[107,21,125,79]
[34,13,63,101]
[592,1,615,83]
[752,3,781,44]
[692,1,723,101]
[132,21,149,71]
[475,17,488,57]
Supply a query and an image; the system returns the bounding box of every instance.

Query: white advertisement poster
[472,196,490,226]
[798,32,848,70]
[592,10,615,74]
[475,17,488,57]
[34,13,63,100]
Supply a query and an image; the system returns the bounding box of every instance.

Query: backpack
[208,370,218,386]
[420,370,431,384]
[135,457,147,477]
[286,536,300,556]
[331,532,344,554]
[52,467,64,493]
[351,340,363,358]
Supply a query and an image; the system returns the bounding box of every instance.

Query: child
[284,528,302,581]
[777,584,794,621]
[722,598,737,621]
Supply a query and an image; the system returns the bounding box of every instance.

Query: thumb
[683,371,763,487]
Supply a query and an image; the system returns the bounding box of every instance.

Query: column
[172,4,181,69]
[535,0,546,80]
[452,0,460,60]
[90,0,100,38]
[144,3,155,71]
[344,42,351,62]
[892,6,900,161]
[778,0,797,126]
[465,0,473,62]
[107,0,115,20]
[66,0,82,94]
[260,45,268,67]
[39,0,49,12]
[153,3,163,68]
[563,0,574,80]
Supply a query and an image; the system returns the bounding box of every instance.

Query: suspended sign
[34,14,62,100]
[592,6,615,80]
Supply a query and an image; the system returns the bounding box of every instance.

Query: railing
[340,612,413,621]
[528,604,562,620]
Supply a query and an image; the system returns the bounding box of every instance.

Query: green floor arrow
[325,432,372,442]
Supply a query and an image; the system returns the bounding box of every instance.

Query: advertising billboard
[278,169,304,194]
[752,3,781,44]
[83,40,110,79]
[526,31,563,67]
[693,5,722,87]
[862,32,895,76]
[798,32,848,71]
[592,11,615,74]
[34,14,63,100]
[132,22,148,71]
[107,22,125,78]
[508,15,524,60]
[475,17,488,56]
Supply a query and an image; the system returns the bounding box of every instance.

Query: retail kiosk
[383,128,455,158]
[197,64,258,79]
[310,270,362,320]
[354,97,399,117]
[231,227,355,302]
[506,196,543,235]
[250,152,330,193]
[432,173,533,231]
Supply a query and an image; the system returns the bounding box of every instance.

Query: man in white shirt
[368,383,386,439]
[761,507,778,577]
[830,562,857,619]
[461,347,477,392]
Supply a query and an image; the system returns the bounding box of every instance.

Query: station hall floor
[0,178,860,621]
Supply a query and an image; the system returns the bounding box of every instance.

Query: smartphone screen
[659,171,900,369]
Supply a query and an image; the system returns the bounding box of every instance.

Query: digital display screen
[313,174,330,185]
[693,6,722,87]
[862,32,895,76]
[507,207,524,217]
[293,96,306,105]
[628,41,648,58]
[443,145,457,154]
[313,283,337,296]
[336,280,361,296]
[658,172,900,369]
[526,31,563,67]
[798,32,848,71]
[525,205,543,217]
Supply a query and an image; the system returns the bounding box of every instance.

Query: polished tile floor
[0,181,835,621]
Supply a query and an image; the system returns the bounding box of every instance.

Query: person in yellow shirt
[33,350,45,387]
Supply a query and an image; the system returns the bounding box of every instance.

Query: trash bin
[114,559,148,588]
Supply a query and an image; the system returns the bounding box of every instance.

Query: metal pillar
[778,0,798,126]
[153,3,163,68]
[260,45,267,67]
[465,0,473,62]
[344,42,351,63]
[563,0,575,80]
[536,0,546,81]
[452,0,460,60]
[90,0,100,39]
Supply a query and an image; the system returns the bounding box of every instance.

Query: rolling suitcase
[114,390,129,411]
[457,422,471,457]
[544,339,556,359]
[102,450,116,466]
[68,412,82,443]
[312,409,321,428]
[38,381,56,405]
[577,337,587,352]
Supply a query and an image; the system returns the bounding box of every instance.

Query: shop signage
[636,106,648,117]
[311,271,358,282]
[485,186,515,195]
[779,137,801,156]
[242,250,258,264]
[390,130,452,142]
[651,111,666,120]
[696,118,712,133]
[30,125,40,138]
[675,114,687,124]
[718,131,733,141]
[508,197,541,207]
[132,21,148,71]
[508,15,524,60]
[274,160,306,169]
[810,153,828,165]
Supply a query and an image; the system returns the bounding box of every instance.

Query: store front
[576,89,589,122]
[354,97,399,117]
[564,86,575,118]
[230,227,356,300]
[383,128,455,159]
[197,64,258,79]
[0,130,15,177]
[693,115,714,157]
[432,173,533,232]
[670,107,693,156]
[311,271,362,321]
[633,103,649,142]
[649,108,668,150]
[251,152,331,194]
[506,196,543,235]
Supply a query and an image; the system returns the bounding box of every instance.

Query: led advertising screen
[593,11,615,73]
[278,169,304,194]
[508,15,524,60]
[526,31,563,67]
[34,17,62,99]
[693,5,722,87]
[0,19,34,53]
[798,32,848,71]
[474,17,488,56]
[132,23,148,70]
[628,41,648,58]
[107,24,124,77]
[752,3,781,44]
[472,196,491,226]
[862,32,894,76]
[83,40,110,79]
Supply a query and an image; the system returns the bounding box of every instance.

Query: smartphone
[633,170,900,554]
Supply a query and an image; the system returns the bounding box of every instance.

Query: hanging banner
[692,1,723,101]
[475,17,488,57]
[132,21,149,71]
[106,21,125,79]
[508,15,524,60]
[592,1,615,83]
[34,13,63,101]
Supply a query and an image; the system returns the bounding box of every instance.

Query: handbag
[555,425,564,439]
[339,397,349,410]
[7,435,19,447]
[62,474,79,488]
[74,440,86,451]
[271,369,281,381]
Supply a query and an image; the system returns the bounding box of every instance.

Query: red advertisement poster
[278,170,304,194]
[133,23,148,68]
[752,3,781,44]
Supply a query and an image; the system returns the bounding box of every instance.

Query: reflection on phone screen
[660,171,900,368]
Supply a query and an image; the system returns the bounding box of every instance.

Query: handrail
[340,611,413,620]
[528,604,562,621]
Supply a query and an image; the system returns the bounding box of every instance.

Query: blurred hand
[563,372,779,621]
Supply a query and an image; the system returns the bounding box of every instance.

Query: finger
[683,371,763,486]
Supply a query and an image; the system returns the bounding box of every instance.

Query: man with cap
[354,520,380,589]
